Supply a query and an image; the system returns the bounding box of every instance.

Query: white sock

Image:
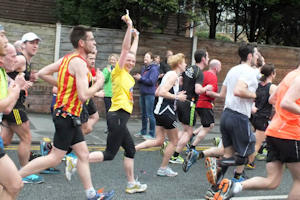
[85,187,96,199]
[232,182,243,194]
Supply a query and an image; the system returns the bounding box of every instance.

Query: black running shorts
[3,108,29,125]
[250,115,269,131]
[177,101,196,126]
[53,110,84,151]
[266,136,300,163]
[155,113,179,129]
[196,108,215,127]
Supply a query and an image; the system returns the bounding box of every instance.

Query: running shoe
[157,167,178,177]
[213,137,221,147]
[205,157,217,185]
[232,171,248,183]
[134,132,144,138]
[125,180,147,194]
[40,168,61,174]
[160,141,169,156]
[88,190,115,200]
[213,178,234,200]
[169,155,184,164]
[256,148,267,161]
[204,187,217,200]
[40,141,52,156]
[22,174,44,184]
[142,135,155,140]
[65,156,77,181]
[182,149,199,172]
[246,162,256,169]
[29,151,41,161]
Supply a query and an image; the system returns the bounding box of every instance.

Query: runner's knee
[124,148,136,159]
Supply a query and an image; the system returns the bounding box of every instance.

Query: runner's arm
[118,15,133,69]
[280,77,300,115]
[234,80,256,99]
[38,58,63,86]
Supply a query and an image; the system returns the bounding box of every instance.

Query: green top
[0,68,8,100]
[102,65,113,97]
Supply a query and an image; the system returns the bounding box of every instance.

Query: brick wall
[1,19,299,119]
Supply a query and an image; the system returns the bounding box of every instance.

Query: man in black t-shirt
[169,49,213,164]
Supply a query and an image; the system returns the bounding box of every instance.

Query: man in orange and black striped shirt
[18,26,114,200]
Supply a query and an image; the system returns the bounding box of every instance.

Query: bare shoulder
[69,57,87,75]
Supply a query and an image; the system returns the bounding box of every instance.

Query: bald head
[209,59,222,73]
[14,40,24,53]
[3,43,17,72]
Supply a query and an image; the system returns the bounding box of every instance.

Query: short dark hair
[145,51,153,59]
[70,25,92,48]
[238,43,255,62]
[194,49,207,63]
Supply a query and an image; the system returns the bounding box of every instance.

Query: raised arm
[130,28,139,56]
[118,14,133,68]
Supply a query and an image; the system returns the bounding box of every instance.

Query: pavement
[9,112,222,147]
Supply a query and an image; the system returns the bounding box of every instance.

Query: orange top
[266,69,300,140]
[54,52,88,117]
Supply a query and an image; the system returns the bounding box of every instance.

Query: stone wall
[1,18,300,119]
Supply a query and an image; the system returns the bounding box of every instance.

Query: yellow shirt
[109,62,135,114]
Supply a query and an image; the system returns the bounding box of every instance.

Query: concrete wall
[1,18,300,119]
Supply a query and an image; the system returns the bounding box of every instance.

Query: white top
[154,71,179,115]
[223,63,258,117]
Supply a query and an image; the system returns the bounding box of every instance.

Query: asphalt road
[6,147,291,200]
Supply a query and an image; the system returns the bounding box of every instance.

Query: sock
[85,187,96,199]
[232,182,243,194]
[173,152,179,157]
[190,145,196,150]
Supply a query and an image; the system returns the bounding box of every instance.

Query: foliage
[55,0,300,47]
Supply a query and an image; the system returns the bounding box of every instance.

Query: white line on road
[195,195,288,200]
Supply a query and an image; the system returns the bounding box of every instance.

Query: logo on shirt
[185,67,194,79]
[129,87,133,103]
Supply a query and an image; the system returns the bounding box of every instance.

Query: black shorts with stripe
[155,113,179,129]
[3,107,29,125]
[177,101,196,126]
[266,136,300,163]
[220,108,256,157]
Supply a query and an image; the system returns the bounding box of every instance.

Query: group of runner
[0,10,300,200]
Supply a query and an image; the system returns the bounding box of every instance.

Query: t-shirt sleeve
[194,66,204,85]
[111,62,122,80]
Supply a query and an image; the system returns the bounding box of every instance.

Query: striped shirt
[54,53,88,117]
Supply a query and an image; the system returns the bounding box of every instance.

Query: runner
[18,25,114,200]
[169,49,212,164]
[80,13,147,194]
[184,59,222,154]
[135,53,187,177]
[1,32,44,184]
[217,60,300,200]
[0,26,26,200]
[247,63,277,169]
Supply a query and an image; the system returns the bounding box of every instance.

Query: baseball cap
[21,32,41,43]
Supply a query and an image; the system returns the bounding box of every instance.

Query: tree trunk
[209,0,217,39]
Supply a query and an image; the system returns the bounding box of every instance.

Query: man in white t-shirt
[210,44,259,199]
